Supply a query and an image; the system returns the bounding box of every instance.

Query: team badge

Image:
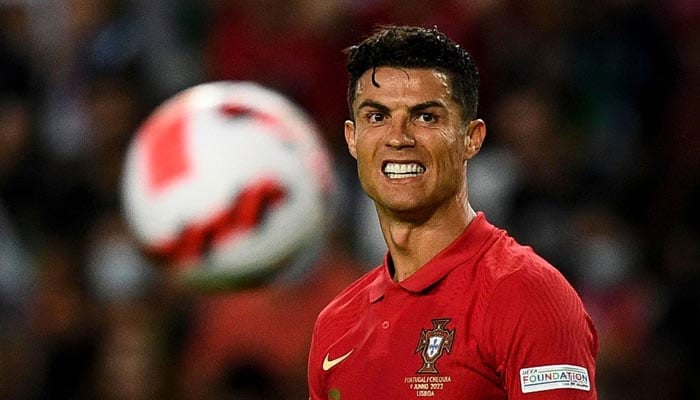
[415,318,455,374]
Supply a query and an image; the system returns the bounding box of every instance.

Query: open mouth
[382,162,426,179]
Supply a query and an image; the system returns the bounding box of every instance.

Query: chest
[319,286,506,399]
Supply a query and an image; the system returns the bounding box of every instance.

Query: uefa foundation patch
[519,364,590,393]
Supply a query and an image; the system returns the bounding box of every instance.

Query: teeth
[383,163,425,179]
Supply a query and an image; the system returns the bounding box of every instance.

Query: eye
[416,113,436,123]
[367,112,386,123]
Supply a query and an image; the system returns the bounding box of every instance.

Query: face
[345,67,484,219]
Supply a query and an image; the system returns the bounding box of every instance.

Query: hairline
[348,66,468,123]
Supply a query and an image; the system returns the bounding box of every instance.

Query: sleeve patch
[520,364,590,393]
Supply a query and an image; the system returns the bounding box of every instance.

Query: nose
[386,114,416,149]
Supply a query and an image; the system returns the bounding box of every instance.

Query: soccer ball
[121,81,334,290]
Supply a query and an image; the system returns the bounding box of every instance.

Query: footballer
[308,26,598,399]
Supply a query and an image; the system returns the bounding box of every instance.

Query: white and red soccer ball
[121,81,334,289]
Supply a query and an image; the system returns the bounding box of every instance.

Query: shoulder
[477,231,555,279]
[478,233,586,325]
[463,230,573,302]
[472,228,597,349]
[314,265,382,329]
[478,237,598,362]
[473,234,598,397]
[494,239,580,309]
[309,265,382,372]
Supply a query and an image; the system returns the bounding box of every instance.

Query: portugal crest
[415,318,455,374]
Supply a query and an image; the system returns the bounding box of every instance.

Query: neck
[379,203,477,282]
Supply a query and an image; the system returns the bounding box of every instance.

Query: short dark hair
[345,25,480,122]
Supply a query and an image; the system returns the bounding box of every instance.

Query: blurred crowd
[0,0,698,399]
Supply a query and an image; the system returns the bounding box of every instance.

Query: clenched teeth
[383,162,425,179]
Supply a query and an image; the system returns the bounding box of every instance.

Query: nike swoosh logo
[322,350,353,371]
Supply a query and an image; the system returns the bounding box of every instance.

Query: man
[308,26,598,399]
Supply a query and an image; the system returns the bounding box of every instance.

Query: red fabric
[308,213,598,399]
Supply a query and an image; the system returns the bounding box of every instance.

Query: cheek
[437,141,467,176]
[353,138,375,174]
[353,132,379,161]
[355,154,377,194]
[433,127,460,146]
[426,130,464,162]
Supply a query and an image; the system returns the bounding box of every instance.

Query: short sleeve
[480,261,598,399]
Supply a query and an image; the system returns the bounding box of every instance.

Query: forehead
[354,67,452,106]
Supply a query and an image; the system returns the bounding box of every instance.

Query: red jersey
[308,213,598,399]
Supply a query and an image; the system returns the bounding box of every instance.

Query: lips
[382,162,425,179]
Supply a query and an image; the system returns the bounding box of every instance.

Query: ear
[464,119,486,160]
[344,120,358,160]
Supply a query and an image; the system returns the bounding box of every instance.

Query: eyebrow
[356,100,390,114]
[356,100,447,114]
[409,101,447,113]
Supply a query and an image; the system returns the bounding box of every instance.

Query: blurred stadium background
[0,0,698,399]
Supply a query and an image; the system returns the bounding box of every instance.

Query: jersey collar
[368,212,497,302]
